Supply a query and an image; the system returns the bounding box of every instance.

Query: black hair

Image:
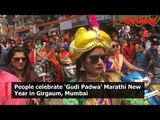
[7,46,40,82]
[23,40,32,55]
[149,34,159,45]
[139,43,146,49]
[126,39,133,48]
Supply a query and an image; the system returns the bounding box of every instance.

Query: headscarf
[71,27,112,62]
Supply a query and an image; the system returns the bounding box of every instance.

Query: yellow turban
[71,27,112,62]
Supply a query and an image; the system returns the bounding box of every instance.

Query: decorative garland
[113,15,160,28]
[145,15,160,25]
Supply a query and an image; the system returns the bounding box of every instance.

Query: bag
[62,65,76,82]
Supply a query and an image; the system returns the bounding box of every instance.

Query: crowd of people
[0,21,160,105]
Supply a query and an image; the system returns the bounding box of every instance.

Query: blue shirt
[136,52,145,69]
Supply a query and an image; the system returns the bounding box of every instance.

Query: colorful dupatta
[112,52,123,75]
[107,51,124,77]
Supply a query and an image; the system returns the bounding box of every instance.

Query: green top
[63,79,86,105]
[63,75,146,105]
[37,44,43,51]
[63,79,112,105]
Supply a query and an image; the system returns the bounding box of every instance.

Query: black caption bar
[11,82,144,98]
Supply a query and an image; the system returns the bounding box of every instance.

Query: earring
[80,64,85,71]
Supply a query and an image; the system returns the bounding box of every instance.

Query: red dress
[123,45,135,63]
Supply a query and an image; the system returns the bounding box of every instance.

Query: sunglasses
[13,57,26,62]
[112,44,119,48]
[89,54,106,64]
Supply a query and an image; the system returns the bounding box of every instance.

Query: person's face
[152,45,158,52]
[37,40,41,44]
[28,42,32,50]
[11,43,16,47]
[11,41,15,44]
[60,46,65,51]
[135,36,139,40]
[108,41,119,54]
[32,42,36,48]
[124,35,128,40]
[69,37,74,42]
[11,52,26,70]
[19,43,23,47]
[138,45,145,53]
[127,40,132,45]
[141,27,145,32]
[55,36,60,41]
[140,38,144,42]
[17,40,21,44]
[83,48,106,76]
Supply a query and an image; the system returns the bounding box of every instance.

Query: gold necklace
[86,74,101,82]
